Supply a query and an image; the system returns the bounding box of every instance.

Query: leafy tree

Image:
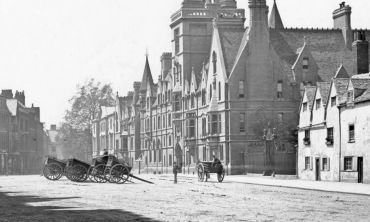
[57,79,115,160]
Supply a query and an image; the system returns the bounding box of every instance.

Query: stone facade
[92,1,370,175]
[0,90,45,175]
[298,30,370,183]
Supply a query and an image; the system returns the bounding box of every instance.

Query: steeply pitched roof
[271,29,354,82]
[269,0,284,29]
[140,56,154,92]
[316,82,331,105]
[218,27,245,76]
[333,78,350,104]
[305,86,317,111]
[334,64,349,79]
[6,99,18,116]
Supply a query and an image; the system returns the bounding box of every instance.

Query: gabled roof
[304,86,317,111]
[333,78,350,104]
[271,29,354,82]
[101,106,116,118]
[140,56,154,92]
[200,62,208,89]
[350,74,370,103]
[269,0,284,29]
[334,64,349,79]
[218,27,245,76]
[316,82,331,106]
[6,99,18,116]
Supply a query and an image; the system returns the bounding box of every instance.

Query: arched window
[212,51,217,74]
[209,85,212,101]
[218,82,221,101]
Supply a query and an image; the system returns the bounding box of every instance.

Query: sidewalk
[165,174,370,196]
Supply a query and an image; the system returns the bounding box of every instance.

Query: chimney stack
[1,90,13,99]
[14,90,25,105]
[333,2,352,48]
[160,52,172,79]
[352,30,369,74]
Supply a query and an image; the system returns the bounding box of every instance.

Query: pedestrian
[173,161,178,184]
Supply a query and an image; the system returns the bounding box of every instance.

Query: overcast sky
[0,0,369,128]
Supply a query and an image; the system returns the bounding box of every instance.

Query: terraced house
[92,0,370,175]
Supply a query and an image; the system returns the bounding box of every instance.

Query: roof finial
[145,47,149,58]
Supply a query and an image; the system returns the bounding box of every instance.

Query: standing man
[173,161,178,184]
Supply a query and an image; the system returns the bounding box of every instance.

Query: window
[240,113,245,133]
[316,99,321,110]
[212,51,217,74]
[174,94,181,111]
[191,95,194,108]
[347,91,353,103]
[158,116,161,129]
[116,140,119,150]
[169,154,172,166]
[331,96,336,107]
[203,147,207,161]
[202,118,207,136]
[163,115,166,129]
[305,130,310,139]
[218,114,222,133]
[209,85,212,101]
[187,119,196,138]
[168,135,172,146]
[303,102,308,112]
[277,113,283,125]
[218,82,221,101]
[344,157,352,171]
[305,157,311,170]
[174,28,180,54]
[239,80,244,98]
[211,114,218,135]
[349,124,355,142]
[322,158,330,171]
[220,145,224,161]
[168,114,171,127]
[327,127,334,144]
[277,80,283,98]
[202,90,206,106]
[303,57,309,69]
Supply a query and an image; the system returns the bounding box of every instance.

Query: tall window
[187,119,196,138]
[191,95,195,108]
[218,82,221,101]
[316,99,321,110]
[327,127,334,141]
[322,158,330,171]
[349,124,355,142]
[202,118,207,136]
[239,80,244,98]
[331,96,336,107]
[277,80,283,98]
[344,157,352,171]
[212,51,217,74]
[174,94,181,111]
[209,85,212,101]
[168,114,171,127]
[277,113,284,125]
[158,116,161,129]
[305,157,311,170]
[168,135,172,146]
[174,28,180,54]
[305,130,310,140]
[203,147,207,161]
[218,114,222,133]
[240,113,245,133]
[210,114,218,135]
[303,57,309,69]
[202,90,206,106]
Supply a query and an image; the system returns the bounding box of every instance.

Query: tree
[57,79,115,160]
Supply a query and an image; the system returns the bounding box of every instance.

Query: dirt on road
[0,175,369,222]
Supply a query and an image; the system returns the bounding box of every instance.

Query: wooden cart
[65,158,91,183]
[43,157,67,181]
[197,161,225,182]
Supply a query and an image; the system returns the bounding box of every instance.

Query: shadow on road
[0,191,160,222]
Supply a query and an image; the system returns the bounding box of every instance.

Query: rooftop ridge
[277,27,342,32]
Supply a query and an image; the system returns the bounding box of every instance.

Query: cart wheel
[65,166,77,182]
[217,168,225,182]
[86,166,94,182]
[104,167,113,183]
[43,163,63,181]
[110,164,130,184]
[73,165,88,182]
[197,164,205,182]
[93,164,108,183]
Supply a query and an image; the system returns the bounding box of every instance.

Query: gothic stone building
[0,90,45,175]
[92,0,369,175]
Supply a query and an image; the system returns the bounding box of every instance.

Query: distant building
[93,1,370,175]
[0,90,45,175]
[298,31,370,183]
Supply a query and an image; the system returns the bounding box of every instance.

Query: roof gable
[140,56,154,92]
[334,64,349,79]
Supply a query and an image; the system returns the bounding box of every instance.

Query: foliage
[57,79,115,160]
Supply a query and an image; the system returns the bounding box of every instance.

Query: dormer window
[303,102,308,112]
[347,91,353,103]
[303,58,309,69]
[316,99,321,110]
[331,96,336,107]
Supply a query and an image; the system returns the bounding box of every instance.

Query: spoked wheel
[65,166,77,182]
[197,164,205,182]
[43,163,63,181]
[217,168,225,182]
[104,167,113,183]
[73,165,88,182]
[93,164,108,183]
[86,167,94,182]
[110,164,130,184]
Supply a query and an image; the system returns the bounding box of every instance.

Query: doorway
[315,158,320,181]
[358,157,363,183]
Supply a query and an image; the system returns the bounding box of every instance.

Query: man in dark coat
[173,162,178,184]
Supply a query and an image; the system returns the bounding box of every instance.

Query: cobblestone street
[0,175,370,221]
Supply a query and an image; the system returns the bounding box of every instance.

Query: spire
[140,54,154,92]
[269,0,284,29]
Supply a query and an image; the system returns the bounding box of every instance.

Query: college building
[92,0,370,176]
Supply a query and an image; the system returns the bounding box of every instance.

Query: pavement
[159,173,370,196]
